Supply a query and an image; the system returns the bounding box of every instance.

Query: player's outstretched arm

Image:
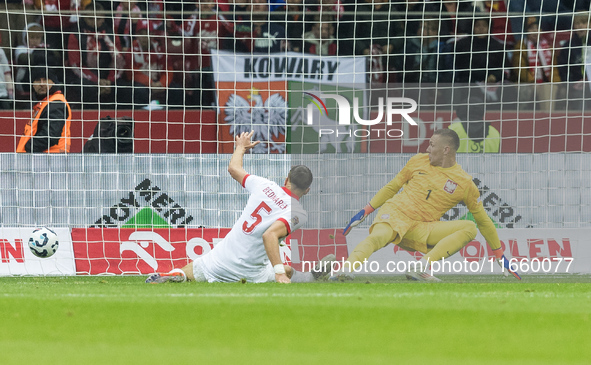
[342,171,409,236]
[228,131,261,184]
[471,205,521,280]
[465,184,521,280]
[262,220,291,283]
[343,203,375,236]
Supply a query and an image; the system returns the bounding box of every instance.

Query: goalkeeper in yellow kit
[337,129,520,282]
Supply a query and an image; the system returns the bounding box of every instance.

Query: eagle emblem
[443,179,458,194]
[224,88,286,153]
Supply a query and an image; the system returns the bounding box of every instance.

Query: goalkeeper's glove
[343,204,375,236]
[493,248,521,280]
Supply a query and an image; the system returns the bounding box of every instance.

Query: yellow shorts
[371,203,442,254]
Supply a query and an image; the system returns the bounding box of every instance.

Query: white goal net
[0,1,589,275]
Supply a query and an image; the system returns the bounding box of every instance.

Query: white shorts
[192,257,208,282]
[250,263,275,283]
[193,256,275,283]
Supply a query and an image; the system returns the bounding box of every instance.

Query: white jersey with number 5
[199,174,307,282]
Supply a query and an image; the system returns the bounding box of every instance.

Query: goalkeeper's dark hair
[433,129,460,152]
[289,165,313,191]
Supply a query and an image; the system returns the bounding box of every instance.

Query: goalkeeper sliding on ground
[335,129,520,282]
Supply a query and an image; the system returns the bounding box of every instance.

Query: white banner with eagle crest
[211,51,367,153]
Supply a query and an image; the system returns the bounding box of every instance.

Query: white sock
[418,258,430,272]
[291,270,314,283]
[170,268,187,282]
[329,265,353,277]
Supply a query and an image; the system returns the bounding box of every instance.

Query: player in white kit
[146,131,332,284]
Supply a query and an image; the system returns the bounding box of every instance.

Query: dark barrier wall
[0,110,218,153]
[1,110,589,153]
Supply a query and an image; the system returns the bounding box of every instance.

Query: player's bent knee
[370,223,396,246]
[367,234,393,252]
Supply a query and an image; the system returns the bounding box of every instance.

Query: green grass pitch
[1,275,591,365]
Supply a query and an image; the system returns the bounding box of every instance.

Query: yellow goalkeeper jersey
[370,153,500,249]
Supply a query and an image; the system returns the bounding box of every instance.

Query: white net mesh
[0,1,589,275]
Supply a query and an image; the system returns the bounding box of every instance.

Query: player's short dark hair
[289,165,313,191]
[433,129,460,151]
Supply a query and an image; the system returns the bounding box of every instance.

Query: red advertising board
[288,229,349,271]
[3,227,584,276]
[290,228,579,274]
[72,228,303,275]
[0,110,218,153]
[290,229,566,263]
[343,228,581,275]
[1,110,590,153]
[72,228,230,274]
[367,111,591,153]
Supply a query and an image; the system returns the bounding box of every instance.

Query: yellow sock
[346,223,395,270]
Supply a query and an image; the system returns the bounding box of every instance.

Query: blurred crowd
[0,0,591,110]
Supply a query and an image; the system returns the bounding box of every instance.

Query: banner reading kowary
[211,51,367,153]
[211,50,367,84]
